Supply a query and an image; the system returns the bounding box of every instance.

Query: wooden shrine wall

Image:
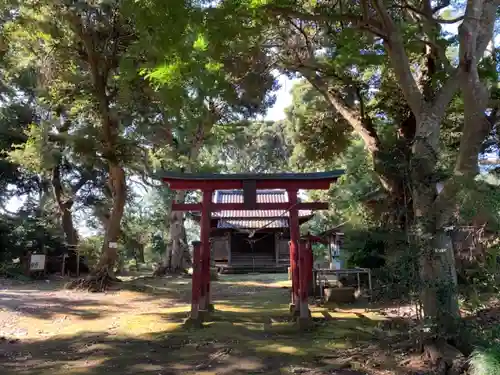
[276,235,290,266]
[211,234,230,262]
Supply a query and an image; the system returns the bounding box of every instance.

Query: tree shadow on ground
[0,274,435,374]
[0,313,405,375]
[0,290,117,320]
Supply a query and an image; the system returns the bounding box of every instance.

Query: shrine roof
[217,218,289,229]
[212,189,312,218]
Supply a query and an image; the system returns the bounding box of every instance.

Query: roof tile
[212,190,311,219]
[217,219,288,229]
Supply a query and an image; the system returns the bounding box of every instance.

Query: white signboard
[108,242,118,249]
[30,254,46,271]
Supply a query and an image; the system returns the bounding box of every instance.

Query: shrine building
[193,189,315,273]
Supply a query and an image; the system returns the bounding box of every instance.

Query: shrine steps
[217,264,289,274]
[216,252,289,274]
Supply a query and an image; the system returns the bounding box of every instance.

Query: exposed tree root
[65,271,115,292]
[423,339,467,375]
[152,265,187,277]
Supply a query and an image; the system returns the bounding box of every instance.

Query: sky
[263,74,300,121]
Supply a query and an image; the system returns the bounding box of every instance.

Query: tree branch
[398,3,464,24]
[264,5,388,39]
[435,15,465,24]
[369,0,424,115]
[301,69,381,154]
[431,70,460,115]
[432,0,451,13]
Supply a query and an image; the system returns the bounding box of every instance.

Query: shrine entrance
[161,171,343,326]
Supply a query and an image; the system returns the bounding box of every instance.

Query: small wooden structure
[314,268,372,301]
[300,233,372,303]
[161,171,343,325]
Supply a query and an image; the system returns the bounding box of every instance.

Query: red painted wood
[200,190,212,310]
[288,189,300,306]
[171,202,329,212]
[171,203,202,211]
[301,234,329,245]
[243,180,257,209]
[163,179,335,191]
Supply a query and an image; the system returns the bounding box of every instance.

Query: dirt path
[0,277,182,339]
[0,275,424,375]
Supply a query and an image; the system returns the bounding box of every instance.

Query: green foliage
[78,235,103,267]
[456,173,500,231]
[285,80,351,167]
[469,344,500,375]
[0,209,67,266]
[8,123,58,173]
[207,120,291,173]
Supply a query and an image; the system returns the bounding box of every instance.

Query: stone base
[183,316,203,328]
[323,287,356,303]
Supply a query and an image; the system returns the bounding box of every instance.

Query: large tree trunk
[94,163,126,275]
[411,116,460,330]
[165,190,188,272]
[51,164,78,247]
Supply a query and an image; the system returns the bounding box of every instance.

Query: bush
[469,344,500,375]
[343,227,419,300]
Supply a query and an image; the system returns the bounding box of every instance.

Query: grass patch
[469,344,500,375]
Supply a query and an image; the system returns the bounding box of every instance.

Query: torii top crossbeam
[161,171,343,190]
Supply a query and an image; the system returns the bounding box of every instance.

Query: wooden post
[191,242,202,317]
[200,189,213,312]
[288,189,299,313]
[368,268,372,300]
[226,232,231,267]
[305,240,314,295]
[61,253,67,276]
[298,239,311,328]
[357,271,361,293]
[274,233,278,266]
[76,247,80,278]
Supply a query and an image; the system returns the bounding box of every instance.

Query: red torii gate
[161,171,343,326]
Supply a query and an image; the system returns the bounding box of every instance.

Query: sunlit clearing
[256,343,304,355]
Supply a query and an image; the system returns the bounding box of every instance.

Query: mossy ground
[0,273,413,375]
